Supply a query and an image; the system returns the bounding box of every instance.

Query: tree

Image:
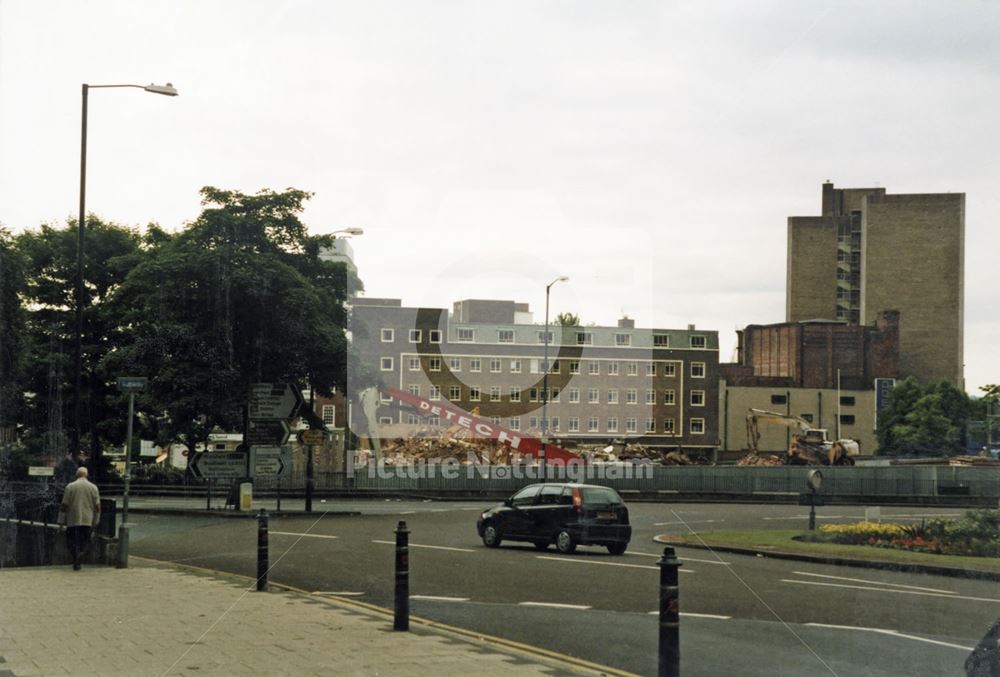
[106,187,354,455]
[876,377,970,456]
[0,228,27,439]
[555,312,580,326]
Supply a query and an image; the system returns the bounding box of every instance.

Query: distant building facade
[351,298,720,451]
[786,182,964,387]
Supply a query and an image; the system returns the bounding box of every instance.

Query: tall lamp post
[540,275,569,482]
[73,82,177,468]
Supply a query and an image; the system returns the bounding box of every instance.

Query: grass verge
[667,530,1000,574]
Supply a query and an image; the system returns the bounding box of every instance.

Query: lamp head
[144,82,178,96]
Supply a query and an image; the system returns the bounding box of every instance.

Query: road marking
[519,602,592,610]
[791,571,956,594]
[647,611,732,620]
[270,531,339,539]
[781,579,1000,604]
[398,510,417,515]
[654,519,721,526]
[805,623,974,652]
[313,591,365,596]
[371,540,476,553]
[628,551,730,566]
[410,595,470,602]
[537,556,694,573]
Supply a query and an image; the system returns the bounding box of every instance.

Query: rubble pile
[379,436,519,464]
[736,453,785,467]
[948,455,1000,467]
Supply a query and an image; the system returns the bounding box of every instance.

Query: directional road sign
[246,419,291,446]
[250,446,291,478]
[117,376,148,392]
[297,429,325,446]
[189,451,247,479]
[249,383,305,421]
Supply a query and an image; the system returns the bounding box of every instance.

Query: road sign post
[116,376,147,569]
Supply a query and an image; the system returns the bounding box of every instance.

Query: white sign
[190,452,247,479]
[28,466,55,477]
[249,383,304,421]
[250,446,291,478]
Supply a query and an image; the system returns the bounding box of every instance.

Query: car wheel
[606,543,627,555]
[533,541,549,551]
[555,530,576,554]
[482,523,502,548]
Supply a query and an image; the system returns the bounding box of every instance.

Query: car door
[531,484,569,539]
[504,484,541,538]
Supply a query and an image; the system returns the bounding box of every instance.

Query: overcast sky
[1,1,996,394]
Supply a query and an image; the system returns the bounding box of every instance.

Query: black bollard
[394,520,410,631]
[658,546,681,677]
[256,508,269,592]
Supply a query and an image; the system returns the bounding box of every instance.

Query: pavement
[0,559,618,677]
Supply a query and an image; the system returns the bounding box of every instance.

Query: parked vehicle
[476,483,632,554]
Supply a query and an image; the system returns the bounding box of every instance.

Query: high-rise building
[786,182,964,387]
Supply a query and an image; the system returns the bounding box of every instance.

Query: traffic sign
[28,466,55,477]
[250,446,291,478]
[297,429,325,446]
[249,383,305,421]
[117,376,148,393]
[190,451,247,479]
[246,419,291,446]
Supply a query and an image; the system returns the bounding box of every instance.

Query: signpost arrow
[190,452,248,480]
[246,419,291,446]
[250,446,291,478]
[248,383,305,421]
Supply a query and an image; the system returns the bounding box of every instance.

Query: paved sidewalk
[0,561,593,677]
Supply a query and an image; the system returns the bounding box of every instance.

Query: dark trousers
[67,526,92,565]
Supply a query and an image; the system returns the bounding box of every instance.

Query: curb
[126,507,363,518]
[653,535,1000,582]
[132,556,638,677]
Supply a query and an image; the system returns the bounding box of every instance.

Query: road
[130,500,995,676]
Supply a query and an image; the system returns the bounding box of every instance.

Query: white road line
[536,556,694,573]
[270,531,339,539]
[805,623,974,652]
[398,510,417,515]
[371,540,476,553]
[410,595,470,602]
[654,519,721,526]
[628,551,730,565]
[791,571,956,594]
[313,591,365,596]
[647,611,732,620]
[519,602,592,610]
[781,579,1000,604]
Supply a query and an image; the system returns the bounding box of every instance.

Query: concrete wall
[787,216,840,322]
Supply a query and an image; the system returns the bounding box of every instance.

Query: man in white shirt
[59,467,101,570]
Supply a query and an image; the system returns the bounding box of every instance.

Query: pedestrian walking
[58,467,101,570]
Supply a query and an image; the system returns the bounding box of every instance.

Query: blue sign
[874,378,895,427]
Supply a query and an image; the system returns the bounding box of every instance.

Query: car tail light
[572,487,582,513]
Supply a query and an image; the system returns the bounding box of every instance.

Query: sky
[0,1,996,394]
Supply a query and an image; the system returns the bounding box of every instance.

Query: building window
[653,334,670,347]
[469,386,481,402]
[380,357,394,371]
[663,389,676,405]
[607,390,619,404]
[840,396,856,406]
[645,418,656,433]
[840,414,856,425]
[569,360,580,375]
[510,388,521,402]
[662,363,677,378]
[646,390,656,405]
[691,362,705,378]
[408,357,420,371]
[490,386,502,402]
[576,332,593,345]
[549,417,560,432]
[491,416,502,425]
[588,388,599,404]
[550,388,560,403]
[530,359,540,374]
[537,330,553,344]
[510,417,521,431]
[607,417,619,433]
[690,335,706,349]
[615,333,631,346]
[381,328,394,342]
[428,416,440,427]
[429,330,442,343]
[407,414,419,425]
[380,392,392,403]
[626,417,638,433]
[408,384,420,396]
[490,358,502,373]
[587,417,600,432]
[770,394,787,405]
[449,357,462,372]
[529,388,539,403]
[546,360,559,374]
[800,413,813,423]
[690,418,705,434]
[429,357,441,372]
[645,362,656,376]
[588,361,600,375]
[663,418,675,434]
[569,388,580,403]
[322,405,335,426]
[456,328,475,342]
[379,416,393,425]
[626,389,638,404]
[448,385,461,401]
[626,362,638,376]
[691,390,705,407]
[408,329,421,343]
[510,359,522,373]
[497,329,515,343]
[568,417,580,433]
[429,386,441,401]
[529,416,539,429]
[470,358,482,372]
[608,361,620,376]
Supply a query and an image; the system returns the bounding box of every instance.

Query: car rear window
[579,486,622,506]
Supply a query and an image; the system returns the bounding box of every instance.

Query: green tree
[555,312,580,327]
[876,377,970,456]
[0,228,27,438]
[105,187,354,455]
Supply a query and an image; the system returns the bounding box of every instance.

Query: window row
[391,385,705,406]
[381,414,705,435]
[388,356,704,378]
[382,327,710,350]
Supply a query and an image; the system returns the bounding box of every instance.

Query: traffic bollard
[658,546,681,677]
[256,508,269,592]
[394,520,410,631]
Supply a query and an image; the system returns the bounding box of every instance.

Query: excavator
[745,408,858,466]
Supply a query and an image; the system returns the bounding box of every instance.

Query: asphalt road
[129,500,996,676]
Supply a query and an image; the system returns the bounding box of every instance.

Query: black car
[476,483,632,555]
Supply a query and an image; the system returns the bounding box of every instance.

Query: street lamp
[331,227,364,236]
[73,82,177,468]
[541,275,569,482]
